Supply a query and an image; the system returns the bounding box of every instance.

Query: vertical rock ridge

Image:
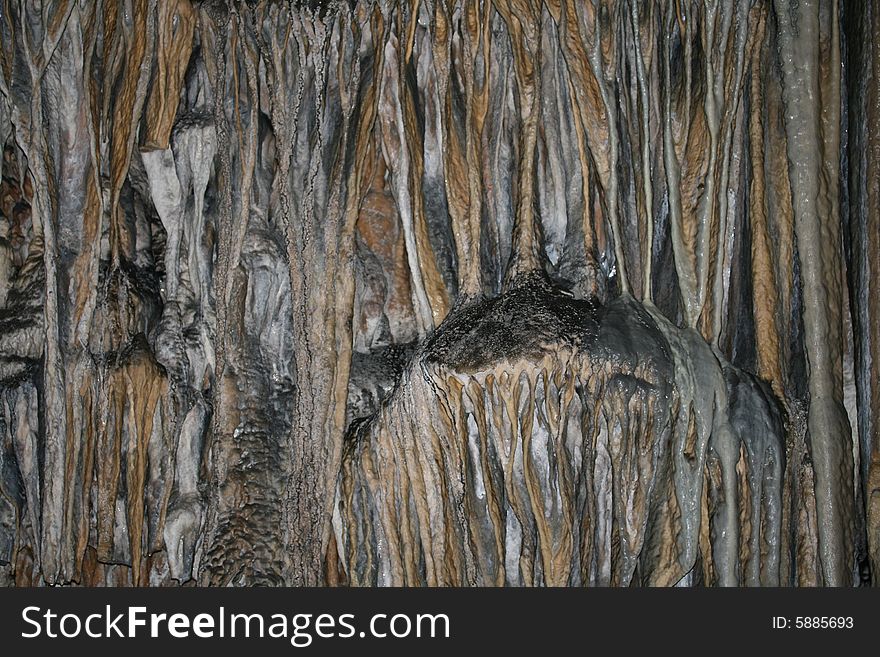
[0,0,868,586]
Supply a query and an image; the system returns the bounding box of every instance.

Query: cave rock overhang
[335,273,786,586]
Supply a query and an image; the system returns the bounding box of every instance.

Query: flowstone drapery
[0,0,874,586]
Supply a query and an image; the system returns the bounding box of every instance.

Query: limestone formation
[0,0,874,587]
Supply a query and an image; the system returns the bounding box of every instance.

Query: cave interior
[0,0,879,587]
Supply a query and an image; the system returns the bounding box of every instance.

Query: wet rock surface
[336,274,785,585]
[0,0,874,586]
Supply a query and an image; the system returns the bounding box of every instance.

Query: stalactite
[774,0,853,585]
[844,0,880,585]
[0,0,872,587]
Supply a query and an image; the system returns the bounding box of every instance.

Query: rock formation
[0,0,874,586]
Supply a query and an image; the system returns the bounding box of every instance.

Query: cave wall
[0,0,874,586]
